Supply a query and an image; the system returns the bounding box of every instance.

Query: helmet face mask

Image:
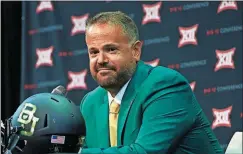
[5,93,86,154]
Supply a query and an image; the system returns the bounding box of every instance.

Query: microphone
[51,85,67,96]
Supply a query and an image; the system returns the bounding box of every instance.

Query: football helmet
[2,88,85,154]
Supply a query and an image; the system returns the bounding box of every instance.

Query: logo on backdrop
[214,47,235,72]
[217,0,238,14]
[35,46,54,68]
[167,59,207,70]
[142,2,162,25]
[67,69,88,91]
[169,2,209,13]
[145,58,160,67]
[206,25,242,36]
[28,25,63,35]
[143,36,170,46]
[212,106,232,129]
[178,24,199,48]
[204,83,242,94]
[36,0,54,14]
[190,81,196,91]
[71,14,89,36]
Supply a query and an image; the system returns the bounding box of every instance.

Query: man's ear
[132,40,142,62]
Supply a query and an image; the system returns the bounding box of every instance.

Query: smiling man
[79,11,223,154]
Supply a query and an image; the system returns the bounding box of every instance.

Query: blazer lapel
[117,61,152,145]
[96,94,110,147]
[117,93,136,145]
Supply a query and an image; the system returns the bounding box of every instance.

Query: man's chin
[96,79,117,88]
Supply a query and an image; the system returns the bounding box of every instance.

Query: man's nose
[97,52,108,64]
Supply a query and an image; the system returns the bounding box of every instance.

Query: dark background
[2,1,22,120]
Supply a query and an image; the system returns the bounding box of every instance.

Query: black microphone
[51,85,67,96]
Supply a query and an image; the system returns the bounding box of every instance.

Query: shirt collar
[107,79,131,105]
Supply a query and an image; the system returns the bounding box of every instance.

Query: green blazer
[80,61,223,154]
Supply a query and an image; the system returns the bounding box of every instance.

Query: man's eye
[108,47,117,52]
[89,50,98,54]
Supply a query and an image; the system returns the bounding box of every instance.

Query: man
[79,11,223,154]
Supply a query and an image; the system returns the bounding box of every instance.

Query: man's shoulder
[87,86,106,97]
[146,65,188,84]
[80,86,106,108]
[137,65,192,110]
[134,64,190,98]
[83,86,105,101]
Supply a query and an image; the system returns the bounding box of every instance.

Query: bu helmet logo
[17,103,40,136]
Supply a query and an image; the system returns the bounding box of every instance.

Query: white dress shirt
[107,79,131,105]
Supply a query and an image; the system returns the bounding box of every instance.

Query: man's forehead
[86,28,129,45]
[86,23,127,37]
[87,42,121,50]
[87,23,116,32]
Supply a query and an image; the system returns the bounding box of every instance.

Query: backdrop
[21,1,242,152]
